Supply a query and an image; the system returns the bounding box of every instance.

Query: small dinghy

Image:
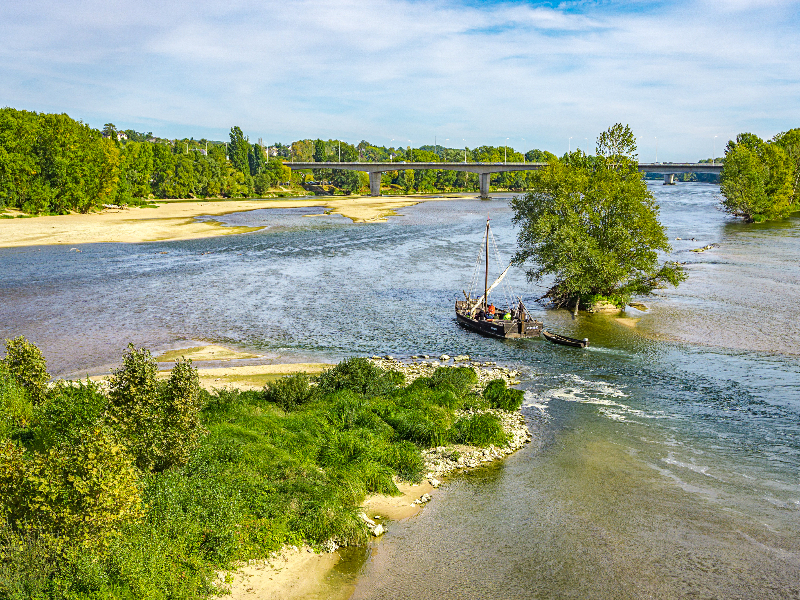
[541,329,589,348]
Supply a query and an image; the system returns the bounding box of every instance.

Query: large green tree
[511,124,685,311]
[772,128,800,204]
[719,132,795,222]
[228,126,250,176]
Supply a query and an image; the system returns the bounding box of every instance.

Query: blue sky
[1,0,798,161]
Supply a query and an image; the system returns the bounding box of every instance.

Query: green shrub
[430,366,477,397]
[316,358,399,397]
[0,525,62,600]
[160,357,205,470]
[0,363,33,440]
[263,372,317,411]
[32,379,108,449]
[108,345,203,472]
[2,336,49,405]
[483,379,524,411]
[451,413,507,447]
[0,427,141,551]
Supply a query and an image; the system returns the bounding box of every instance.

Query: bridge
[287,162,723,199]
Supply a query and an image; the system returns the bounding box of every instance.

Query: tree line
[0,109,294,214]
[0,107,562,213]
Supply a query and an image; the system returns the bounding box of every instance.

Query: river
[1,183,798,598]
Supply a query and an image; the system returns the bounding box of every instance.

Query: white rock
[372,524,384,536]
[429,478,441,488]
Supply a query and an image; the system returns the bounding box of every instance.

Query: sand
[156,344,260,362]
[0,194,467,248]
[363,480,436,521]
[191,363,331,391]
[215,546,349,600]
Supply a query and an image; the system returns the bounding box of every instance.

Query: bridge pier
[369,171,382,196]
[663,173,676,185]
[479,173,491,199]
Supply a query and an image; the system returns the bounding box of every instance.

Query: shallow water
[1,184,798,598]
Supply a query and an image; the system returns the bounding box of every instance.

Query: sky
[1,0,799,161]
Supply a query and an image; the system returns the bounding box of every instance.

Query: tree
[2,336,49,405]
[248,143,266,176]
[107,344,204,472]
[102,123,118,142]
[228,126,250,175]
[511,124,685,311]
[720,132,795,222]
[772,128,800,205]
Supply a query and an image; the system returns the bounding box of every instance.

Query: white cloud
[0,0,798,159]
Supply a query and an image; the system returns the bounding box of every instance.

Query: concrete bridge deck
[287,161,722,198]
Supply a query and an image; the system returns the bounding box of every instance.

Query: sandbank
[190,363,331,391]
[0,194,468,248]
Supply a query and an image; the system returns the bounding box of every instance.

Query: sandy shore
[0,194,468,248]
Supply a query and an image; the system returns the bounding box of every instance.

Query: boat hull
[455,310,542,339]
[541,329,589,348]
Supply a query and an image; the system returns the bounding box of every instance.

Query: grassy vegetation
[0,345,518,599]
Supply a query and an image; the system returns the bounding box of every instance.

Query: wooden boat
[455,218,542,340]
[541,329,589,348]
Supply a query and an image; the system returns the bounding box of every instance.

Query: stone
[429,478,441,488]
[440,354,450,361]
[372,524,384,536]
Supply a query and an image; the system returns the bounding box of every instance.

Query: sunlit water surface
[1,184,798,598]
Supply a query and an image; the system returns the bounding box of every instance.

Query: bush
[160,357,204,470]
[483,379,524,411]
[108,345,203,472]
[0,363,33,440]
[316,358,399,397]
[451,413,507,447]
[263,372,317,411]
[0,427,141,551]
[33,379,108,449]
[2,337,49,405]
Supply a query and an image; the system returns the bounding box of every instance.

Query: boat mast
[484,218,489,311]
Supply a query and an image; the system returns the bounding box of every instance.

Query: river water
[1,183,798,598]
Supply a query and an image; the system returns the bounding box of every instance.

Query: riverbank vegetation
[720,129,799,222]
[0,107,563,214]
[511,124,686,311]
[0,338,521,599]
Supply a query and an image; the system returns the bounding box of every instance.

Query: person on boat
[476,308,485,320]
[486,304,495,320]
[503,311,512,321]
